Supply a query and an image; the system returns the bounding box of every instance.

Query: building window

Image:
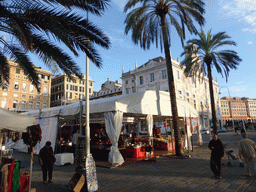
[200,101,203,111]
[14,94,18,97]
[132,87,136,93]
[186,92,189,96]
[28,102,33,110]
[3,81,8,91]
[75,86,78,91]
[14,81,19,91]
[90,82,92,86]
[177,71,180,79]
[162,70,167,79]
[29,85,34,93]
[1,99,7,108]
[22,95,26,98]
[13,100,18,109]
[126,80,128,84]
[43,103,47,109]
[16,68,20,74]
[126,88,129,94]
[73,79,76,83]
[150,73,154,82]
[194,100,196,109]
[89,88,91,93]
[36,102,40,109]
[21,101,26,110]
[139,76,144,85]
[22,83,27,92]
[37,85,41,94]
[44,87,47,95]
[178,90,182,94]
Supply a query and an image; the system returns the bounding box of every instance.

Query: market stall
[15,90,198,167]
[0,108,36,192]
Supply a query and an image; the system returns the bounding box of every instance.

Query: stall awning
[23,90,197,118]
[0,108,36,132]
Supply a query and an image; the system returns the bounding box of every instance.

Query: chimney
[135,61,137,69]
[122,66,124,73]
[107,78,109,81]
[116,80,119,84]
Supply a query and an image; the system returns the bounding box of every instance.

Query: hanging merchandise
[22,124,42,148]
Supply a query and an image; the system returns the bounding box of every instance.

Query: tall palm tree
[0,0,110,90]
[180,29,242,134]
[124,0,205,156]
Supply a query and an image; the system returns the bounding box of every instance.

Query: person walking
[208,134,224,179]
[72,130,80,159]
[238,131,256,177]
[39,141,55,184]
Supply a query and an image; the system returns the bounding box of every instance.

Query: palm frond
[0,53,10,87]
[41,0,110,16]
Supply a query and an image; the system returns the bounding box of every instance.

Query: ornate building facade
[0,59,52,112]
[121,56,222,130]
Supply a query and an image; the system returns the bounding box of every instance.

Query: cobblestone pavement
[13,131,256,192]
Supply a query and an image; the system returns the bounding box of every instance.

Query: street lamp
[219,86,235,132]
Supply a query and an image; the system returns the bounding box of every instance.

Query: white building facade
[121,56,222,131]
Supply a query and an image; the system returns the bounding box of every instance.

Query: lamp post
[219,86,235,132]
[70,8,98,192]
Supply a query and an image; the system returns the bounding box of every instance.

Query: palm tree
[124,0,205,156]
[180,29,242,134]
[0,0,110,90]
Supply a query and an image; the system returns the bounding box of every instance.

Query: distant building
[100,78,122,91]
[51,73,94,107]
[220,98,231,122]
[121,56,222,129]
[241,97,256,121]
[220,97,248,123]
[90,78,122,100]
[0,59,52,112]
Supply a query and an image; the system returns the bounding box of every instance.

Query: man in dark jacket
[39,141,55,184]
[208,134,224,179]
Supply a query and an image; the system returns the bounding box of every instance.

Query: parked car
[201,127,209,134]
[218,127,227,133]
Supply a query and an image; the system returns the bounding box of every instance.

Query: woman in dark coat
[39,141,55,184]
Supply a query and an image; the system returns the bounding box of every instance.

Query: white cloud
[229,87,247,93]
[221,0,256,29]
[248,41,253,44]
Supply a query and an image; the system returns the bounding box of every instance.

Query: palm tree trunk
[160,16,183,156]
[206,63,218,135]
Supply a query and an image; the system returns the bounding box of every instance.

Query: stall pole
[28,147,33,192]
[80,101,83,134]
[85,53,90,155]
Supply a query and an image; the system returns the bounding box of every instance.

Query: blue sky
[2,0,256,98]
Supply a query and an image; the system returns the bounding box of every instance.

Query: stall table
[55,153,74,166]
[125,146,154,159]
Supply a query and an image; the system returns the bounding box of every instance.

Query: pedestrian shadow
[32,181,70,192]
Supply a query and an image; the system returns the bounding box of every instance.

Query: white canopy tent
[0,108,36,132]
[15,90,198,166]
